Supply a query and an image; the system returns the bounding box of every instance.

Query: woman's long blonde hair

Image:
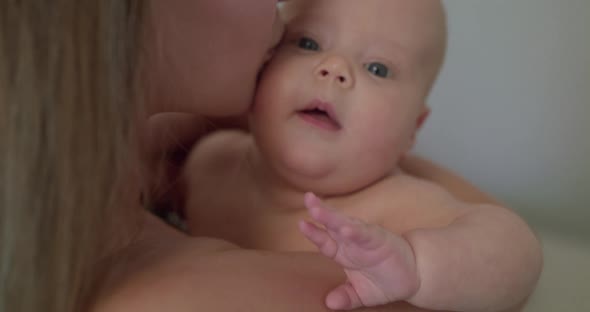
[1,1,144,311]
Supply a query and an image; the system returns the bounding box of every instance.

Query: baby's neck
[245,143,311,213]
[244,140,404,212]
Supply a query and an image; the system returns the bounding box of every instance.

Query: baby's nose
[314,56,354,89]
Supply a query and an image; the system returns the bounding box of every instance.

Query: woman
[0,1,526,311]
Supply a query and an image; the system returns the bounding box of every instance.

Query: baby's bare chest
[189,194,312,251]
[190,176,461,252]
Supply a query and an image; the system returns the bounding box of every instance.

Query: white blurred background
[414,1,590,310]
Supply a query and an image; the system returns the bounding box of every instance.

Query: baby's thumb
[326,283,363,311]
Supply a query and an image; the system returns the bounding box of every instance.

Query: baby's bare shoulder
[183,130,253,192]
[368,173,458,204]
[182,129,252,212]
[185,130,251,172]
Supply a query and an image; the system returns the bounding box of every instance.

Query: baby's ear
[416,105,431,130]
[403,105,431,156]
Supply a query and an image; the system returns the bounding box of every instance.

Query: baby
[183,0,541,311]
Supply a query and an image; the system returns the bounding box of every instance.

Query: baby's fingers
[340,223,372,245]
[304,193,352,232]
[340,223,388,251]
[298,220,338,258]
[326,282,363,311]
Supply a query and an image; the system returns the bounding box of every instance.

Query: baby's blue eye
[365,62,390,78]
[298,37,320,51]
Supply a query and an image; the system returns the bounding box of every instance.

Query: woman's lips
[297,99,342,131]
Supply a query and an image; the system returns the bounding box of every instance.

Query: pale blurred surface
[524,232,590,312]
[414,1,590,310]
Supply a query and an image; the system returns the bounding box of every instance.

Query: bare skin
[183,1,541,311]
[184,133,462,252]
[183,131,540,312]
[93,210,434,312]
[94,157,528,312]
[93,1,537,312]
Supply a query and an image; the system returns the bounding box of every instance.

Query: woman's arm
[400,155,500,205]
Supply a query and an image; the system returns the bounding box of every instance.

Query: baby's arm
[300,193,542,312]
[402,202,541,312]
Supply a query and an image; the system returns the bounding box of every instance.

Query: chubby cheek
[252,55,302,117]
[351,110,415,173]
[250,66,290,147]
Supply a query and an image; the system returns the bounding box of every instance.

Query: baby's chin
[267,150,368,196]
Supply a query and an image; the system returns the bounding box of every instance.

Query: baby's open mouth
[297,101,342,131]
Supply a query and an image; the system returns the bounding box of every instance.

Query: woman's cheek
[149,0,279,116]
[211,0,279,112]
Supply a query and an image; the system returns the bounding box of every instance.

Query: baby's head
[251,0,447,195]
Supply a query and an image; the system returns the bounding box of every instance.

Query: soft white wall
[415,0,590,239]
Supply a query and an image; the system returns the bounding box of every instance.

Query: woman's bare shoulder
[92,213,442,312]
[93,237,439,312]
[91,219,235,311]
[92,215,332,312]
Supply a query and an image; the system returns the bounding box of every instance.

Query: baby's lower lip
[297,111,342,131]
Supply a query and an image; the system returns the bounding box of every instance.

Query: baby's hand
[299,193,420,310]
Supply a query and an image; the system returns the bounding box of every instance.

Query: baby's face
[251,0,445,194]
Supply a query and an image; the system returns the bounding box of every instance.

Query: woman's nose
[314,56,354,89]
